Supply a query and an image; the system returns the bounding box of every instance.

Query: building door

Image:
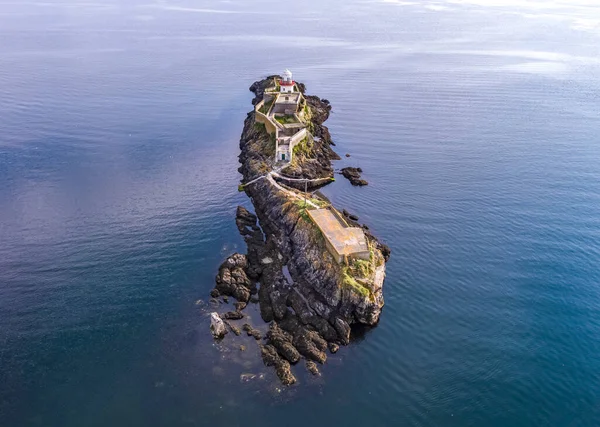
[282,153,286,161]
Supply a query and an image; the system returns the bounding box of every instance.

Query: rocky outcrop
[340,167,368,186]
[209,76,389,385]
[214,253,253,303]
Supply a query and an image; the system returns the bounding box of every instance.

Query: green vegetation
[341,269,371,299]
[292,137,313,157]
[238,184,245,192]
[259,98,274,115]
[254,122,266,133]
[352,258,374,277]
[275,115,297,125]
[340,239,382,301]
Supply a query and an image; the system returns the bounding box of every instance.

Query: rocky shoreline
[209,76,390,385]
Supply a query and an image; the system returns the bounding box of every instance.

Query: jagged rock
[328,343,340,354]
[210,312,227,339]
[334,317,351,345]
[260,344,297,385]
[306,360,320,376]
[214,253,252,303]
[340,167,368,186]
[234,302,247,311]
[267,323,301,364]
[345,153,350,157]
[293,330,327,364]
[209,289,220,298]
[260,344,279,366]
[223,311,244,320]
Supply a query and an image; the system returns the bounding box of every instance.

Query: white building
[280,69,295,93]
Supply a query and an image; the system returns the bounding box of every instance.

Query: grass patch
[259,98,274,115]
[275,115,298,125]
[342,269,371,299]
[352,259,374,277]
[292,137,313,157]
[254,122,266,133]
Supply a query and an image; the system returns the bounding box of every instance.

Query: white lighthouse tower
[280,69,295,93]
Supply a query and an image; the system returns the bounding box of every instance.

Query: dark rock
[267,323,301,364]
[260,344,296,385]
[234,302,247,312]
[306,360,320,376]
[223,311,244,320]
[379,242,391,262]
[334,317,351,345]
[210,289,220,298]
[275,360,296,386]
[345,153,351,157]
[328,343,340,354]
[260,344,279,366]
[349,214,359,221]
[293,330,327,364]
[340,167,368,186]
[214,253,252,303]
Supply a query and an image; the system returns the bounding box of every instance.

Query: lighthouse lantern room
[280,69,295,93]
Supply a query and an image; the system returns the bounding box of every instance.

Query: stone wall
[254,100,278,135]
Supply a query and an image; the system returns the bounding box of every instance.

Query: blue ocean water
[1,0,600,426]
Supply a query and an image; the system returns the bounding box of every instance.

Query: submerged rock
[306,360,320,376]
[224,320,242,336]
[243,323,262,340]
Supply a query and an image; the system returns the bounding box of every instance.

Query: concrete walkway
[242,166,327,210]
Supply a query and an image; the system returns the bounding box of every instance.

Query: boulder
[223,311,244,320]
[340,167,368,186]
[210,312,227,339]
[267,323,301,364]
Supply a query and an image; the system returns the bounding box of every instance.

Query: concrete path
[242,166,327,210]
[266,174,320,209]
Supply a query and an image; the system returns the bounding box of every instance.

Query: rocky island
[209,70,390,385]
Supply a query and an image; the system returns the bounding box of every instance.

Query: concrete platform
[307,208,370,263]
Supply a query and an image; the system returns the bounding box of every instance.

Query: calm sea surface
[1,0,600,426]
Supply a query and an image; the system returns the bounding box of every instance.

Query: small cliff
[212,77,390,385]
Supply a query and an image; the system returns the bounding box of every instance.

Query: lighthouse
[280,69,295,93]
